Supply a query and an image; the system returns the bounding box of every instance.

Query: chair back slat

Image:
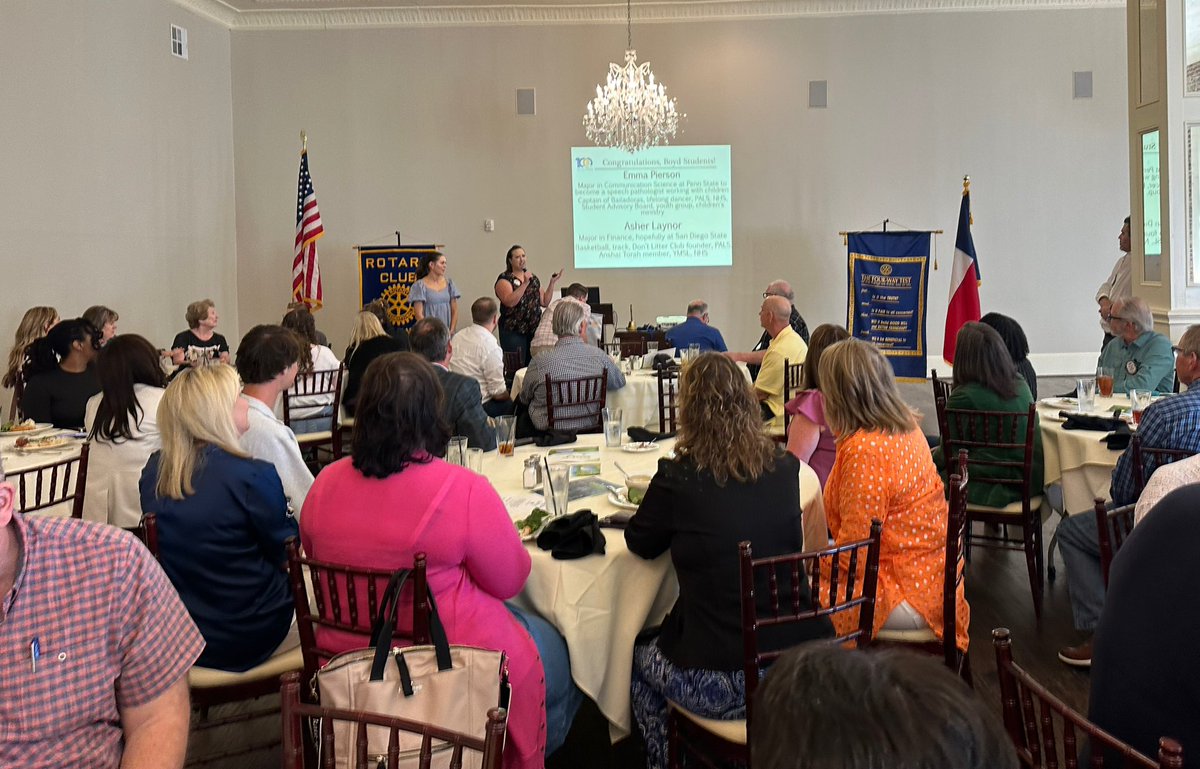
[992,628,1180,769]
[1131,434,1198,495]
[936,449,971,677]
[9,442,90,518]
[544,373,608,433]
[281,366,344,451]
[1094,499,1137,588]
[502,349,524,382]
[657,368,680,434]
[781,359,804,432]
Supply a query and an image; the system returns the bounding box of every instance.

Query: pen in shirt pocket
[30,637,40,673]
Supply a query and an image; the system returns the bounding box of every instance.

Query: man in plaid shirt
[0,457,205,767]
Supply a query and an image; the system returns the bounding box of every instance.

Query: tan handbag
[315,570,510,769]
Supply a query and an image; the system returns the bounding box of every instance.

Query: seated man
[726,280,810,379]
[1057,323,1200,668]
[743,296,807,431]
[450,297,514,417]
[0,458,205,768]
[530,282,600,357]
[1098,296,1174,393]
[521,300,625,433]
[666,300,728,356]
[236,324,315,513]
[411,317,496,450]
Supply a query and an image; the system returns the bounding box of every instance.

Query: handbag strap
[424,589,453,671]
[368,569,411,681]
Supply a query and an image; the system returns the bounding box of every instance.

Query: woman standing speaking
[494,244,562,364]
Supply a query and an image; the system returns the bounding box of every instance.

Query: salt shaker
[523,455,542,489]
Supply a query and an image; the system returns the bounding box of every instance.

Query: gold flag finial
[301,131,308,154]
[963,175,973,225]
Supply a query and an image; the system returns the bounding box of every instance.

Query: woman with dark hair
[783,323,851,487]
[980,311,1037,398]
[280,307,340,434]
[21,318,101,428]
[84,335,167,527]
[493,244,563,363]
[934,322,1043,508]
[409,252,461,331]
[626,353,833,769]
[300,352,579,769]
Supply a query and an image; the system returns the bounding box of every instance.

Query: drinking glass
[1096,367,1114,398]
[603,407,624,447]
[647,341,660,355]
[447,436,468,465]
[1075,377,1097,413]
[546,463,571,517]
[1129,389,1153,426]
[688,343,701,360]
[464,447,484,473]
[496,415,517,456]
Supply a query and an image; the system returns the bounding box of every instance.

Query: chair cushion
[874,626,938,643]
[295,430,334,445]
[966,495,1044,516]
[189,647,303,688]
[669,702,747,745]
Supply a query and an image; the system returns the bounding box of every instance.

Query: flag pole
[300,130,307,155]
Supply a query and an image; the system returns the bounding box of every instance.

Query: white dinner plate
[608,489,640,510]
[622,442,659,453]
[1039,397,1076,410]
[0,422,54,437]
[13,436,75,453]
[1041,412,1068,423]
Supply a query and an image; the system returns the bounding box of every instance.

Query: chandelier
[582,0,683,153]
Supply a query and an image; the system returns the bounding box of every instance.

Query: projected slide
[571,145,732,269]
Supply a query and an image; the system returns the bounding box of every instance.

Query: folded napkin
[627,426,677,442]
[1103,423,1132,451]
[534,431,577,447]
[536,510,606,560]
[1061,413,1124,433]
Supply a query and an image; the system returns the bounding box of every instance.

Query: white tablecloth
[1038,395,1129,513]
[0,432,86,517]
[480,433,825,740]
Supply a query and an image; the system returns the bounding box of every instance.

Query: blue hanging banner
[847,232,931,381]
[357,245,439,329]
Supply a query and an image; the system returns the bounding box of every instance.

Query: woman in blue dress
[409,252,461,331]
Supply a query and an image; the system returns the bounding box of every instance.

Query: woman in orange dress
[819,337,968,651]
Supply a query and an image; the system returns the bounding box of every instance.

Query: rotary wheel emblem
[382,283,416,327]
[879,263,893,276]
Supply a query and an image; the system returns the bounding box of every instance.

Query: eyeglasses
[1105,313,1126,322]
[762,291,783,298]
[1172,345,1195,357]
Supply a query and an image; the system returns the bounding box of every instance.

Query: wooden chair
[544,373,608,433]
[502,349,524,384]
[876,449,971,683]
[281,670,507,769]
[992,628,1184,768]
[619,337,646,358]
[931,368,952,404]
[781,359,804,433]
[124,512,160,560]
[285,539,431,691]
[8,442,90,518]
[282,365,345,461]
[666,520,883,768]
[656,367,680,433]
[1093,497,1136,589]
[602,342,623,358]
[1130,433,1197,494]
[937,403,1044,619]
[7,374,24,421]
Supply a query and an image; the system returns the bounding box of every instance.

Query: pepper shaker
[523,454,542,489]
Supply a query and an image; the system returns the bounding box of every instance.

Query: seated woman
[300,352,580,769]
[169,298,230,372]
[84,335,166,528]
[625,353,833,769]
[3,305,59,418]
[342,311,406,416]
[280,306,340,434]
[934,322,1043,508]
[139,364,298,672]
[980,311,1037,399]
[820,338,968,649]
[783,323,850,487]
[21,318,101,429]
[82,305,119,347]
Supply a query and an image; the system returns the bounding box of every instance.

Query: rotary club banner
[357,245,440,329]
[847,232,931,381]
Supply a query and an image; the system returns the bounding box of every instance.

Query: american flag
[293,150,324,308]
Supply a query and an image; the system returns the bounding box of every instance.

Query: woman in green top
[935,322,1043,507]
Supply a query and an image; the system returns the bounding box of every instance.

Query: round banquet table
[480,432,826,740]
[0,431,86,517]
[1037,394,1132,513]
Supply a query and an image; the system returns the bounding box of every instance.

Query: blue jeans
[1057,509,1105,632]
[506,604,582,757]
[289,406,334,436]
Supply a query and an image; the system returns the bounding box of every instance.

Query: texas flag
[943,183,981,363]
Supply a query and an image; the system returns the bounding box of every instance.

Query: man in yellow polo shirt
[743,295,807,431]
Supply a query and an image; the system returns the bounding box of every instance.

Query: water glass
[1129,389,1153,426]
[688,343,701,360]
[546,463,571,517]
[1075,377,1097,413]
[603,407,624,447]
[1096,367,1114,398]
[646,341,660,355]
[496,415,517,456]
[464,447,484,473]
[447,435,468,465]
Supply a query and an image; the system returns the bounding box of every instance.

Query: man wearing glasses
[725,280,810,380]
[1096,296,1174,395]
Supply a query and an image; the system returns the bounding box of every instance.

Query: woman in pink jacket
[300,352,579,769]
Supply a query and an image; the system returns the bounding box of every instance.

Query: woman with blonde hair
[783,323,851,487]
[343,310,407,415]
[139,364,298,672]
[3,306,59,417]
[625,353,833,769]
[820,338,968,651]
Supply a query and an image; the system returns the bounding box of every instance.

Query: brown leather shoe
[1058,638,1093,668]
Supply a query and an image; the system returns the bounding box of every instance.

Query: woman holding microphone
[494,244,562,364]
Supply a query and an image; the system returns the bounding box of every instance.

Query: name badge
[1126,360,1139,375]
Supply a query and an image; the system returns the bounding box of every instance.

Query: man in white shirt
[1096,216,1132,349]
[235,325,314,515]
[450,297,514,417]
[530,283,600,357]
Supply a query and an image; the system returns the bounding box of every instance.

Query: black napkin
[1061,413,1124,432]
[627,426,676,442]
[534,431,577,447]
[1103,423,1132,451]
[536,510,606,560]
[651,353,678,371]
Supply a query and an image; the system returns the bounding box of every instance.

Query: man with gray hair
[411,317,496,450]
[665,300,727,355]
[520,300,625,432]
[530,282,601,357]
[725,279,810,379]
[1097,296,1174,394]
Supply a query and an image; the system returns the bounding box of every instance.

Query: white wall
[230,9,1128,371]
[0,0,236,413]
